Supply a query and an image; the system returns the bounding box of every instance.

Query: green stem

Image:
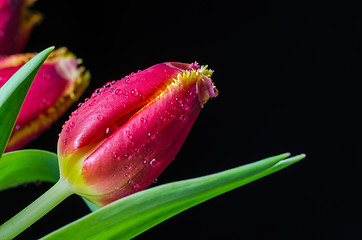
[0,178,73,240]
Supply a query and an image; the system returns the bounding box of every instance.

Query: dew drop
[125,78,132,84]
[147,132,156,140]
[153,179,158,184]
[133,184,141,190]
[115,89,122,95]
[97,115,104,120]
[150,158,156,165]
[105,127,110,134]
[131,89,139,97]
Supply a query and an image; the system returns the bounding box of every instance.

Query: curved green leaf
[0,150,59,191]
[42,153,305,240]
[0,47,54,157]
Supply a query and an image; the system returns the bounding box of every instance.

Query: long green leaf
[42,153,305,240]
[0,150,59,191]
[0,47,54,157]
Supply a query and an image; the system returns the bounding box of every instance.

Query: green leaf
[0,47,54,157]
[0,150,59,191]
[41,153,305,240]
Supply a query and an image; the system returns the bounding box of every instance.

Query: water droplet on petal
[115,89,122,95]
[150,158,156,165]
[133,183,141,190]
[97,115,104,120]
[147,132,156,140]
[131,89,139,97]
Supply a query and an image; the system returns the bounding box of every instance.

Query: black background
[2,0,362,239]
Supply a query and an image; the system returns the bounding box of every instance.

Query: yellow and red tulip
[0,0,42,55]
[58,62,218,206]
[0,47,90,152]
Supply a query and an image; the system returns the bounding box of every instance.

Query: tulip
[0,0,42,55]
[58,62,218,206]
[0,47,90,152]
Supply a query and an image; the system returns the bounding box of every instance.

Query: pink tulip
[58,62,218,206]
[0,0,42,55]
[0,47,90,152]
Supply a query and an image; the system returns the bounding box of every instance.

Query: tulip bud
[58,62,218,206]
[0,0,42,55]
[0,47,90,152]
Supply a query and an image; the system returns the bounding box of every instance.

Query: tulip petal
[0,0,42,55]
[58,63,200,158]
